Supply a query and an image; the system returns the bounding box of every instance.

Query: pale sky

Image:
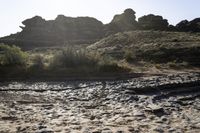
[0,0,200,37]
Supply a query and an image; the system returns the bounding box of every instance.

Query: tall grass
[124,49,136,62]
[50,47,98,68]
[0,44,130,78]
[50,47,128,73]
[0,44,28,66]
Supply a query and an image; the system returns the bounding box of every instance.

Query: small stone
[102,128,113,133]
[153,127,164,133]
[116,130,125,133]
[168,128,176,132]
[90,115,96,120]
[128,127,135,132]
[92,130,101,133]
[149,115,155,120]
[38,125,47,130]
[161,116,168,122]
[133,112,145,117]
[36,128,54,133]
[146,104,165,117]
[115,117,124,124]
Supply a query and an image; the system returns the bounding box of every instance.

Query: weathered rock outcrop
[105,9,139,35]
[1,8,200,49]
[0,15,105,48]
[138,14,169,30]
[176,18,200,32]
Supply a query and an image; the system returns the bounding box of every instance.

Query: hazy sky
[0,0,200,37]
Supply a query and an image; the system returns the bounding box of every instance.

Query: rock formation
[0,15,105,48]
[138,14,169,30]
[1,8,200,49]
[105,9,138,35]
[176,18,200,32]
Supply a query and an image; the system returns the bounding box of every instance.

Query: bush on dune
[98,60,124,72]
[50,47,129,73]
[50,47,98,68]
[29,54,45,70]
[0,44,130,77]
[0,44,28,66]
[124,49,137,62]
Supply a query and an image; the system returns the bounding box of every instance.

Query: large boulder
[176,20,190,31]
[22,16,46,28]
[18,16,55,43]
[176,18,200,32]
[53,15,104,40]
[138,14,169,30]
[105,9,138,35]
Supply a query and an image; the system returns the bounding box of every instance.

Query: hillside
[88,31,200,66]
[0,8,200,77]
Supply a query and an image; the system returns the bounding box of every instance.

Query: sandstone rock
[145,104,166,117]
[168,25,177,31]
[138,14,169,30]
[105,8,138,35]
[1,15,105,48]
[176,18,200,32]
[22,16,46,28]
[176,20,189,31]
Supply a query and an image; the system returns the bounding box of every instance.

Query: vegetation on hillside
[0,44,129,80]
[88,31,200,69]
[0,44,28,66]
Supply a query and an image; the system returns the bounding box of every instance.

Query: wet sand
[0,73,200,133]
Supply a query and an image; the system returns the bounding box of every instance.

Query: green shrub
[0,44,28,66]
[155,64,162,69]
[124,50,136,62]
[50,47,98,68]
[98,61,122,72]
[167,61,189,68]
[31,54,45,69]
[97,57,129,72]
[49,47,129,73]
